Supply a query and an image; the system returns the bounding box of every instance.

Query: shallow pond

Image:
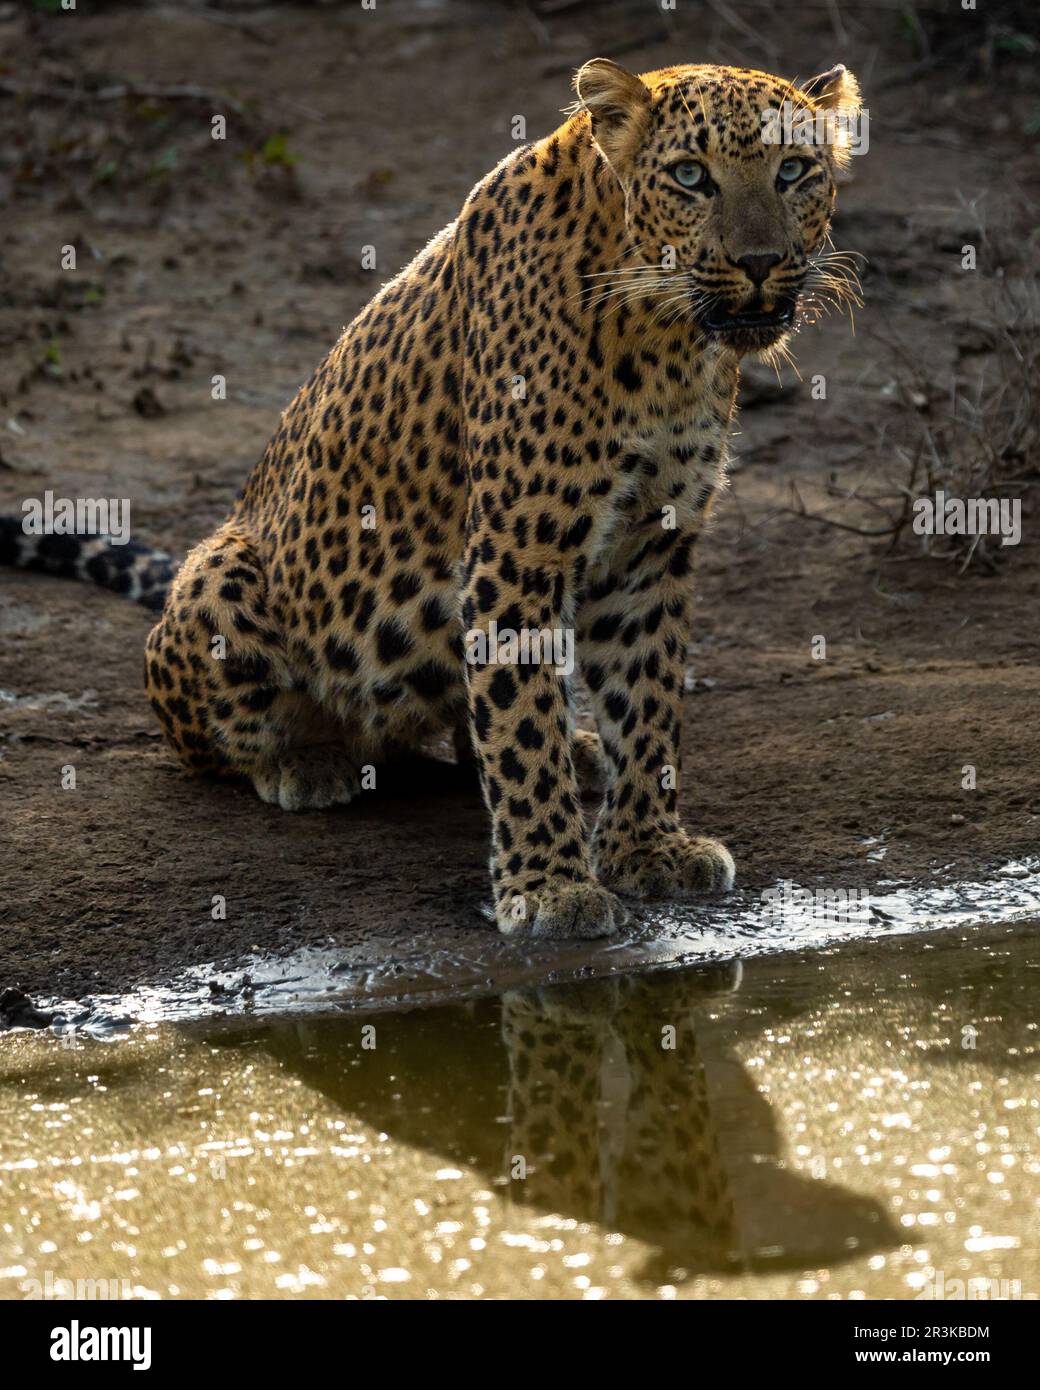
[2,919,1037,1300]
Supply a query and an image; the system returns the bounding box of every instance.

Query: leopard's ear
[801,63,860,115]
[799,64,862,167]
[573,58,651,171]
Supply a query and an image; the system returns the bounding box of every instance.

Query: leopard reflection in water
[248,962,895,1283]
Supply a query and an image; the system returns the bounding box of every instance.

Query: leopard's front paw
[496,880,630,940]
[596,831,735,899]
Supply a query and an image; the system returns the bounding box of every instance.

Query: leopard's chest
[588,405,731,582]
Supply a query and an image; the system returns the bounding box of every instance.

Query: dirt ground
[1,0,1037,1006]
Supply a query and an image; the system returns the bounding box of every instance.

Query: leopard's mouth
[698,296,798,353]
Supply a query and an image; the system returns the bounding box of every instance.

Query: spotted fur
[0,518,174,611]
[3,60,861,938]
[502,973,739,1268]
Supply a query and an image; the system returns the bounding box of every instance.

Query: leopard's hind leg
[145,523,360,810]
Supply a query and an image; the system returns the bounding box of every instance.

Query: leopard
[0,58,861,941]
[499,971,740,1275]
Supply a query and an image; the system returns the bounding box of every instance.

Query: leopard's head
[574,59,863,356]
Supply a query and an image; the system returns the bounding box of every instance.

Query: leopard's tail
[0,516,177,613]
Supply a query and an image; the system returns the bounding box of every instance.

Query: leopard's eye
[672,159,707,190]
[777,156,807,186]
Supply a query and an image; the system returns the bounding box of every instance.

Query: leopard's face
[577,60,862,356]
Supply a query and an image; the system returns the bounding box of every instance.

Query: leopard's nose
[736,252,782,286]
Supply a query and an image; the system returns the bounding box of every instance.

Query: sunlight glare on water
[1,922,1037,1300]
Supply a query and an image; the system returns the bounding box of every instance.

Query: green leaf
[260,133,299,168]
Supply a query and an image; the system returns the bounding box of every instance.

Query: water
[2,920,1036,1300]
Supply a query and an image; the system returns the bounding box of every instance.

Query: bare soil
[1,0,1038,1005]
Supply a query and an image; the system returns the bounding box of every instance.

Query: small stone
[132,385,165,418]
